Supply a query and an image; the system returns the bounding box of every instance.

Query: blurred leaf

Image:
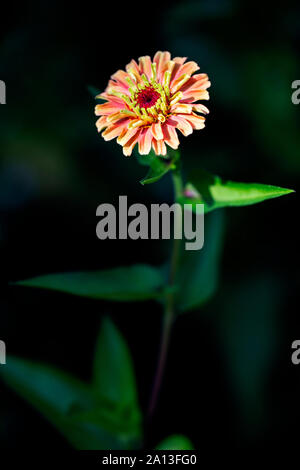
[0,356,114,449]
[217,275,282,432]
[0,356,93,414]
[87,85,102,98]
[178,210,225,312]
[140,159,171,185]
[137,149,180,185]
[135,148,159,168]
[0,318,143,449]
[93,317,141,425]
[156,434,194,450]
[70,408,141,449]
[15,264,165,301]
[179,168,294,213]
[76,317,142,448]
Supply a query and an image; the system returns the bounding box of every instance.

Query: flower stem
[148,168,183,419]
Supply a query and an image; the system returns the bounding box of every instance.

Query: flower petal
[151,122,164,140]
[138,56,152,80]
[95,101,124,116]
[192,104,210,114]
[180,74,210,93]
[162,123,180,149]
[117,126,140,146]
[159,140,167,156]
[173,61,200,82]
[96,116,108,132]
[126,59,142,82]
[152,138,167,156]
[123,129,142,156]
[152,139,159,155]
[170,74,191,94]
[111,70,131,90]
[154,51,171,82]
[180,113,206,130]
[171,103,193,114]
[138,127,153,155]
[107,110,137,123]
[102,119,131,141]
[106,80,131,97]
[173,57,187,65]
[168,116,193,136]
[182,90,210,102]
[97,92,124,104]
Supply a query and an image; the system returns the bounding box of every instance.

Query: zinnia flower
[95,51,210,156]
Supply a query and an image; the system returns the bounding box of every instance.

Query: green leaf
[137,149,180,185]
[93,317,141,430]
[72,313,143,446]
[156,434,194,450]
[179,169,294,213]
[14,264,165,301]
[0,318,143,449]
[178,210,225,312]
[0,357,93,414]
[136,148,159,167]
[0,356,115,449]
[140,160,171,185]
[69,408,141,449]
[87,85,102,98]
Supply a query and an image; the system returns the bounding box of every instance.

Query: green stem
[148,168,183,418]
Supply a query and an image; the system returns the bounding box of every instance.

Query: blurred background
[0,0,299,453]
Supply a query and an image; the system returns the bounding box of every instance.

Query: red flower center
[136,86,161,109]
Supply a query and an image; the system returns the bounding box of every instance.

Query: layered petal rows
[95,51,210,156]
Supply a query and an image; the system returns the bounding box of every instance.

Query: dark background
[0,0,299,453]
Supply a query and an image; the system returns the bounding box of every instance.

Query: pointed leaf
[0,354,142,449]
[179,169,294,213]
[87,85,102,98]
[93,317,140,414]
[138,149,180,185]
[0,356,110,449]
[14,264,165,301]
[0,356,93,414]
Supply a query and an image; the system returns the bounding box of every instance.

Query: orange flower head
[95,51,211,156]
